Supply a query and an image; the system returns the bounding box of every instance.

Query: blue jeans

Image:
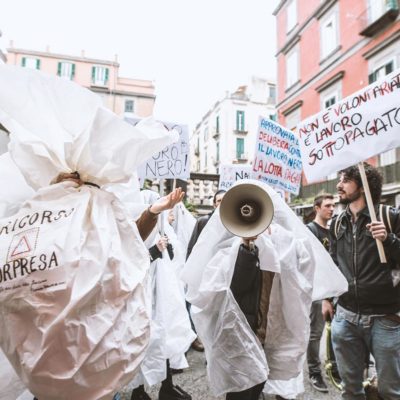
[331,307,400,400]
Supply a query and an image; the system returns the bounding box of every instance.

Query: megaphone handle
[248,240,255,251]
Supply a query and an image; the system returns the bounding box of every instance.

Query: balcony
[359,0,399,37]
[233,129,248,135]
[212,129,220,139]
[235,153,248,163]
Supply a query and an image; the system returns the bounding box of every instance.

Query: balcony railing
[359,0,399,37]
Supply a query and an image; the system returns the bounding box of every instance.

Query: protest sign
[126,118,190,180]
[251,117,302,195]
[218,164,252,190]
[297,69,400,182]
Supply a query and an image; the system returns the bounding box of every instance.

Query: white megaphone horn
[219,182,274,238]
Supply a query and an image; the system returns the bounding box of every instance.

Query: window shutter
[36,59,41,70]
[236,138,244,158]
[91,66,96,83]
[57,62,61,76]
[385,62,393,75]
[71,63,76,78]
[105,68,109,83]
[236,111,239,130]
[241,111,245,131]
[21,57,26,67]
[368,72,376,84]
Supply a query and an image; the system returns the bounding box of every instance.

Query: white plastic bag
[182,180,348,396]
[0,153,34,217]
[0,65,178,399]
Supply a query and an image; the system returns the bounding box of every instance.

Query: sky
[1,0,278,132]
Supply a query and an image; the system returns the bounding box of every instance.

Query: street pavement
[119,348,342,400]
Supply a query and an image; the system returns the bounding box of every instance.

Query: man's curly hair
[339,163,383,204]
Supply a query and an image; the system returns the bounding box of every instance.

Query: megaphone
[219,182,274,238]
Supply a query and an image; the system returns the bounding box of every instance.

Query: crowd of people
[2,162,399,400]
[0,65,399,400]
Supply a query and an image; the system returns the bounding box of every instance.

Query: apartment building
[274,0,400,206]
[6,44,156,117]
[191,76,276,174]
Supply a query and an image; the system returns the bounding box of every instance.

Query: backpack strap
[306,221,319,238]
[334,210,346,239]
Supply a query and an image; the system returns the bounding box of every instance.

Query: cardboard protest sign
[297,69,400,182]
[218,164,252,190]
[251,117,302,195]
[126,118,190,180]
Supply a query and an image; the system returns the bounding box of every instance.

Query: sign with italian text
[218,164,252,190]
[297,69,400,182]
[126,118,190,180]
[251,117,302,195]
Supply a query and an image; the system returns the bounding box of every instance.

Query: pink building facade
[274,0,400,205]
[6,45,156,117]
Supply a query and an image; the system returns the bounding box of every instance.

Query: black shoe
[275,396,294,400]
[131,385,151,400]
[159,383,192,400]
[309,373,329,393]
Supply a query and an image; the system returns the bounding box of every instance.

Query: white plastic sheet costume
[0,65,178,400]
[129,191,195,389]
[182,180,348,397]
[0,153,34,400]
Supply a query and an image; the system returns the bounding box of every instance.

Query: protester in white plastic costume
[182,179,348,399]
[128,190,195,400]
[0,64,182,400]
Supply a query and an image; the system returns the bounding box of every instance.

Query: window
[321,12,338,59]
[91,66,109,86]
[269,85,276,102]
[216,142,220,162]
[236,138,244,159]
[57,62,75,80]
[204,149,208,167]
[285,107,301,131]
[369,0,392,22]
[269,114,277,121]
[124,100,135,113]
[21,57,40,70]
[236,110,245,131]
[368,60,394,83]
[380,150,396,166]
[321,89,340,109]
[368,58,397,166]
[286,0,297,33]
[286,47,299,88]
[324,95,336,108]
[204,126,209,142]
[216,116,220,133]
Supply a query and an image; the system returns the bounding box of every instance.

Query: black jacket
[186,212,213,259]
[330,205,400,315]
[230,244,261,331]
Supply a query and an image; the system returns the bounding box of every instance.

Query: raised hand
[149,188,185,214]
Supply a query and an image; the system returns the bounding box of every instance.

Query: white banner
[297,69,400,182]
[126,118,190,180]
[251,117,302,195]
[218,164,252,190]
